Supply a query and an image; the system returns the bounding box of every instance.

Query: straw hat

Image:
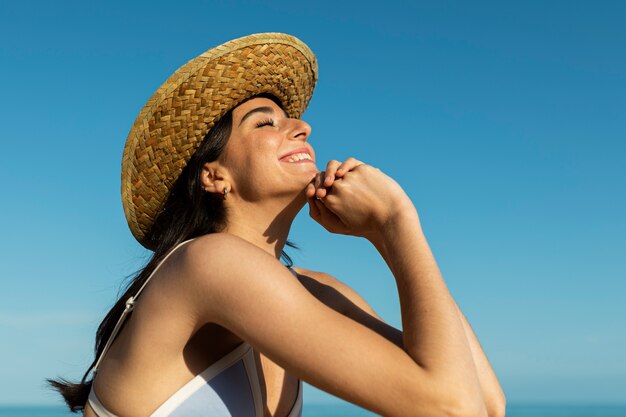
[121,33,318,249]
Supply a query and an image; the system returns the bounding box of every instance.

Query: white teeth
[286,153,312,162]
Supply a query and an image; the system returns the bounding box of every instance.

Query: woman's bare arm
[324,271,506,417]
[179,232,487,417]
[362,211,506,417]
[309,160,505,416]
[365,205,488,417]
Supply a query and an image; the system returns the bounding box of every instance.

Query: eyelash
[255,118,275,128]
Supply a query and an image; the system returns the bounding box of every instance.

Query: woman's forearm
[368,204,486,412]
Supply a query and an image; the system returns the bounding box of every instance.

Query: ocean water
[1,404,625,416]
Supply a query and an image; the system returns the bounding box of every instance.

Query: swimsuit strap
[92,238,197,374]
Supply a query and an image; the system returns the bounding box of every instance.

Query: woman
[49,33,505,417]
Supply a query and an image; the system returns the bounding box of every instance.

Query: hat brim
[121,33,318,249]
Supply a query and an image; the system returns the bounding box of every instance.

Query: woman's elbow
[451,400,489,417]
[452,381,506,417]
[485,393,507,417]
[405,396,487,417]
[454,393,506,417]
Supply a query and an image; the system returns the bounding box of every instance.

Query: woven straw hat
[121,33,318,249]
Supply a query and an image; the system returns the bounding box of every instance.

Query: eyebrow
[238,106,289,127]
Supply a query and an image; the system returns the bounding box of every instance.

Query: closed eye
[255,118,275,128]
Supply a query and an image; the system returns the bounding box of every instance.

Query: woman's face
[220,96,317,201]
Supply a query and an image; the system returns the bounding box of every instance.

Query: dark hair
[47,94,299,411]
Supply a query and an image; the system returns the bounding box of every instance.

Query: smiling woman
[47,32,504,417]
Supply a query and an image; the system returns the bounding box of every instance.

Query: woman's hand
[305,158,415,240]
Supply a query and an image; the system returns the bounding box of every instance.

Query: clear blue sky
[1,0,625,407]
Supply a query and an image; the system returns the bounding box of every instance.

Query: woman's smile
[279,147,315,162]
[281,153,315,163]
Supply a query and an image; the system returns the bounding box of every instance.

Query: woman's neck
[222,195,304,259]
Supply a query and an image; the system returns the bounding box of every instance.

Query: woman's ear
[201,162,230,195]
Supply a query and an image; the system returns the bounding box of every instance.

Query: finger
[314,197,335,222]
[313,199,328,222]
[316,185,328,199]
[311,170,332,199]
[319,191,338,209]
[307,172,324,198]
[323,160,342,187]
[312,171,325,190]
[336,157,364,177]
[313,197,347,232]
[305,182,316,199]
[307,196,321,219]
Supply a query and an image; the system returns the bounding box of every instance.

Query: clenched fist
[305,158,414,240]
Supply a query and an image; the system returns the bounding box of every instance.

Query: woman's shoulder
[184,232,271,259]
[175,233,271,273]
[172,233,298,310]
[188,231,258,249]
[138,233,262,312]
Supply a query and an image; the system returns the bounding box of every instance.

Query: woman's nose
[287,118,312,141]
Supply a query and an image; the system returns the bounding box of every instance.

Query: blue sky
[1,0,625,407]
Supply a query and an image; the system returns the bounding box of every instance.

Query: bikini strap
[92,238,197,374]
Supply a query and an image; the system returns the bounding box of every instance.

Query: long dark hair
[47,94,299,411]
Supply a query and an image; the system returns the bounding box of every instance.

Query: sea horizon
[1,402,625,417]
